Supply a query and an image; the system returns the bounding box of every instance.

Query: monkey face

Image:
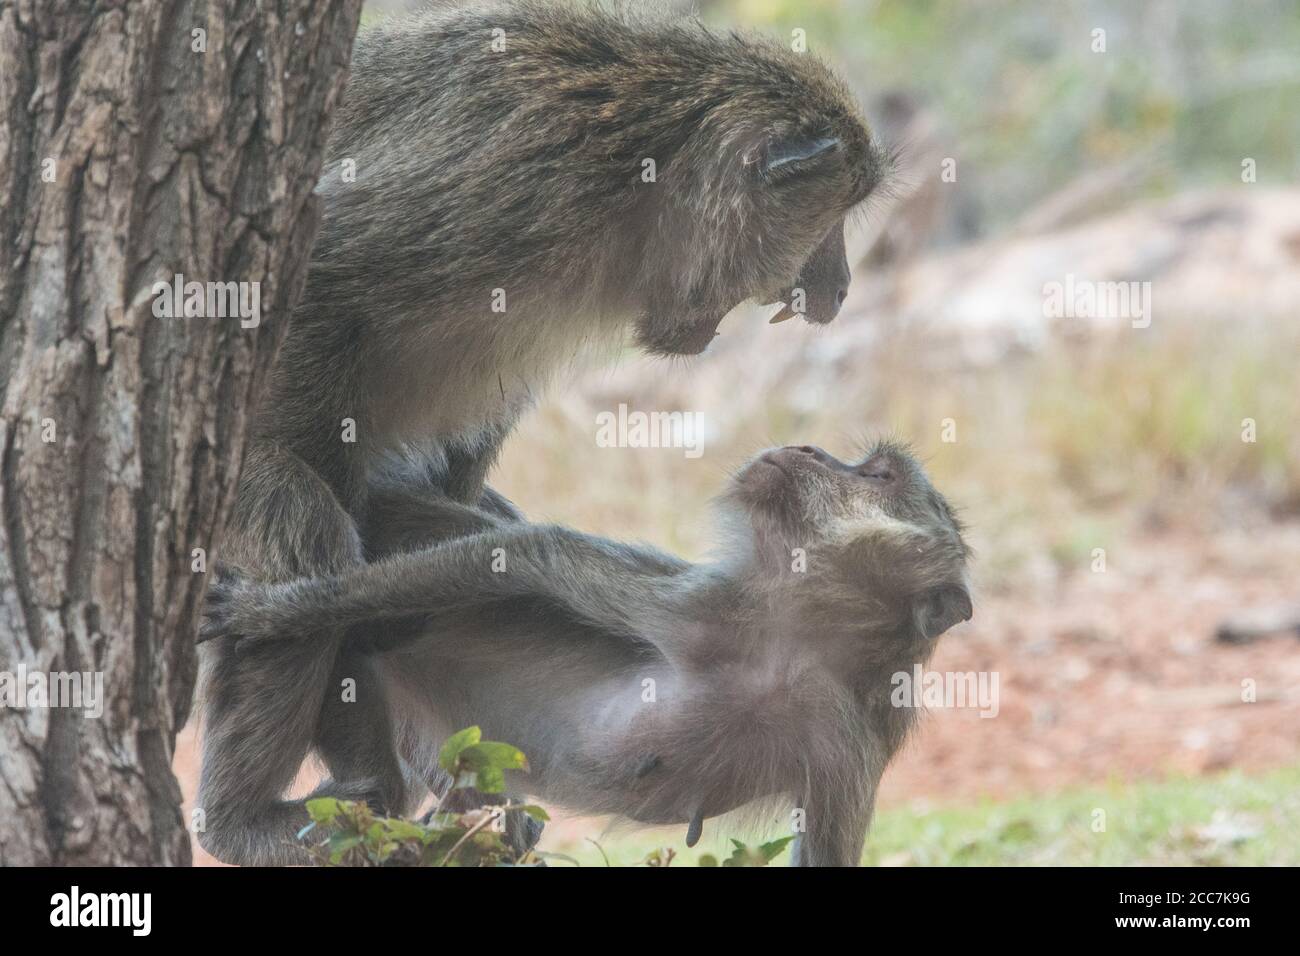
[749,126,884,326]
[732,442,922,528]
[633,205,857,356]
[633,121,884,357]
[763,221,852,326]
[728,441,972,638]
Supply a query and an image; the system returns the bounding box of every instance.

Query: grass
[540,765,1300,866]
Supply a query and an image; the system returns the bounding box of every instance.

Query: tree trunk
[0,0,361,865]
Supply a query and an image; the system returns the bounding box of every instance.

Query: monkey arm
[201,524,698,656]
[363,483,518,558]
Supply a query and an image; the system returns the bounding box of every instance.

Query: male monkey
[205,442,972,866]
[198,0,886,865]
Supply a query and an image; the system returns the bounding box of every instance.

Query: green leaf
[383,819,428,841]
[422,812,460,832]
[721,836,794,867]
[438,726,482,773]
[697,854,719,867]
[756,836,796,862]
[511,804,550,822]
[305,797,343,825]
[421,831,463,862]
[327,832,363,864]
[463,740,529,773]
[468,766,502,794]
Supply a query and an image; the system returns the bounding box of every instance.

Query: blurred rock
[1215,603,1300,644]
[848,188,1300,363]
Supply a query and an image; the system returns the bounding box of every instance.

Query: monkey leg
[314,650,413,818]
[362,435,524,559]
[196,442,365,866]
[442,426,514,505]
[478,484,525,524]
[362,482,511,559]
[789,779,877,868]
[197,634,356,865]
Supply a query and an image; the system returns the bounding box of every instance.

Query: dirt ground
[879,522,1300,807]
[175,521,1300,863]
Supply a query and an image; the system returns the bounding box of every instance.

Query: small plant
[640,847,676,867]
[298,725,548,867]
[698,837,795,867]
[300,725,797,867]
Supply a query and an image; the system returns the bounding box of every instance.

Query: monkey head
[631,35,886,356]
[725,441,972,642]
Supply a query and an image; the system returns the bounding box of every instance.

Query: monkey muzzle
[766,223,852,325]
[765,284,849,326]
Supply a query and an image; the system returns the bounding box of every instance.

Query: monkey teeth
[768,304,797,324]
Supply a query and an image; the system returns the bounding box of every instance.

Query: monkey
[202,440,972,866]
[196,0,887,866]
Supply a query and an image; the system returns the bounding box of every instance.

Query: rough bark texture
[0,0,361,865]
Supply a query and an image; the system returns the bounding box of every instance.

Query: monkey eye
[857,455,896,486]
[759,135,841,177]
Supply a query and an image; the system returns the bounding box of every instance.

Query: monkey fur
[204,441,972,866]
[196,0,885,866]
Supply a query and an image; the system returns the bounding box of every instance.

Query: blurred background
[180,0,1300,864]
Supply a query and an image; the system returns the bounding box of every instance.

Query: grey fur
[196,0,884,866]
[204,441,972,866]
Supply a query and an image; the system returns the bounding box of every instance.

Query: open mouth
[767,302,799,324]
[767,299,844,326]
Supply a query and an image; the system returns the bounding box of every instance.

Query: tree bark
[0,0,361,865]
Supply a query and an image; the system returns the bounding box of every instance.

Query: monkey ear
[754,135,840,176]
[912,584,972,640]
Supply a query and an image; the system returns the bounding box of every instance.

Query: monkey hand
[198,572,303,645]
